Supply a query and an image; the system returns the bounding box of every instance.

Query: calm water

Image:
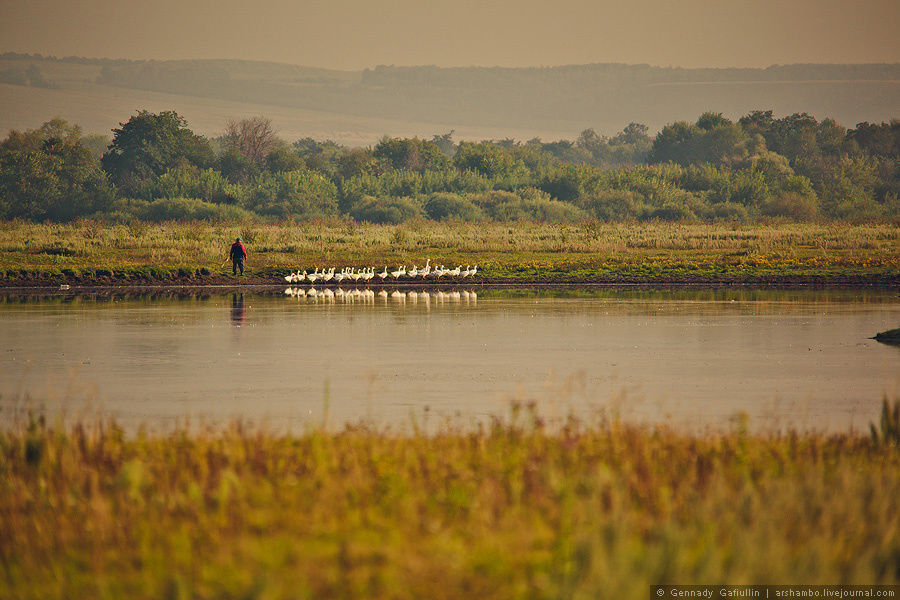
[1,287,898,431]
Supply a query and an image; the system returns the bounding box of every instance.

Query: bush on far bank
[98,197,256,223]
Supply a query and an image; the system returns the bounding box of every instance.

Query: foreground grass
[2,405,899,599]
[0,220,897,284]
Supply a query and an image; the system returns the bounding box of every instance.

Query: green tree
[374,137,449,172]
[265,147,306,173]
[649,121,700,164]
[101,110,214,196]
[0,118,115,220]
[617,122,651,145]
[246,170,338,218]
[336,148,377,179]
[431,131,457,157]
[848,121,899,158]
[696,112,731,131]
[453,142,519,179]
[219,147,259,184]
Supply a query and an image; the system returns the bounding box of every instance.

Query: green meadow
[0,220,897,284]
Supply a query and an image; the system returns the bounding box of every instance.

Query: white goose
[378,266,389,281]
[350,268,362,283]
[322,267,335,283]
[362,267,375,283]
[448,265,462,277]
[307,268,320,284]
[420,259,431,278]
[390,266,406,279]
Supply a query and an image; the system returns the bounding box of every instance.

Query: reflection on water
[230,293,246,326]
[283,287,477,306]
[0,287,897,432]
[1,286,897,306]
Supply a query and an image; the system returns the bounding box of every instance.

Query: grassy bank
[0,220,898,286]
[2,403,899,599]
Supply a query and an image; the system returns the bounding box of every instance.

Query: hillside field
[2,54,898,142]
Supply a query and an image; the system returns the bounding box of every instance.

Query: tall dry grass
[1,402,899,599]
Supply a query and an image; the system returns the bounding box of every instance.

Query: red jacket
[229,241,247,260]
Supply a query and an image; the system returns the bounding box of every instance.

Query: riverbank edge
[1,270,898,290]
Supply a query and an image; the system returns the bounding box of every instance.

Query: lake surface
[1,287,898,432]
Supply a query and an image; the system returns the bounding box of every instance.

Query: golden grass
[1,403,899,599]
[0,220,897,281]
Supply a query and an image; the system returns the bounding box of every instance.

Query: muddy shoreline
[1,272,898,292]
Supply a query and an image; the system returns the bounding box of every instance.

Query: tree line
[0,110,897,223]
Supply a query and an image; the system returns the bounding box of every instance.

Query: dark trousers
[232,257,244,275]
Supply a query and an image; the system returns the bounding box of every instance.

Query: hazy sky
[1,0,899,70]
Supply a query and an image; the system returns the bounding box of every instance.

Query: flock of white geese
[282,259,478,284]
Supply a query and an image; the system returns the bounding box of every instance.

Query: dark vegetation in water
[1,106,897,224]
[3,287,897,305]
[874,328,900,345]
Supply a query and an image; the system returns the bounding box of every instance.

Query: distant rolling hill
[1,53,898,144]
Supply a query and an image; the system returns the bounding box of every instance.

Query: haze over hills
[1,52,898,144]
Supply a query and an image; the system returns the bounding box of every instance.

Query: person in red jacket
[229,237,247,276]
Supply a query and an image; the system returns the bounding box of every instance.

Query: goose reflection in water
[230,293,246,326]
[282,288,476,308]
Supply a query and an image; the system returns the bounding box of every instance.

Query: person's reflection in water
[230,293,246,326]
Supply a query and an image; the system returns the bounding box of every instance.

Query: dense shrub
[761,192,818,221]
[644,202,697,222]
[472,190,587,221]
[453,142,522,179]
[149,166,244,204]
[706,201,750,222]
[245,170,338,218]
[349,196,424,224]
[578,189,647,221]
[102,198,255,222]
[374,137,449,172]
[423,193,485,221]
